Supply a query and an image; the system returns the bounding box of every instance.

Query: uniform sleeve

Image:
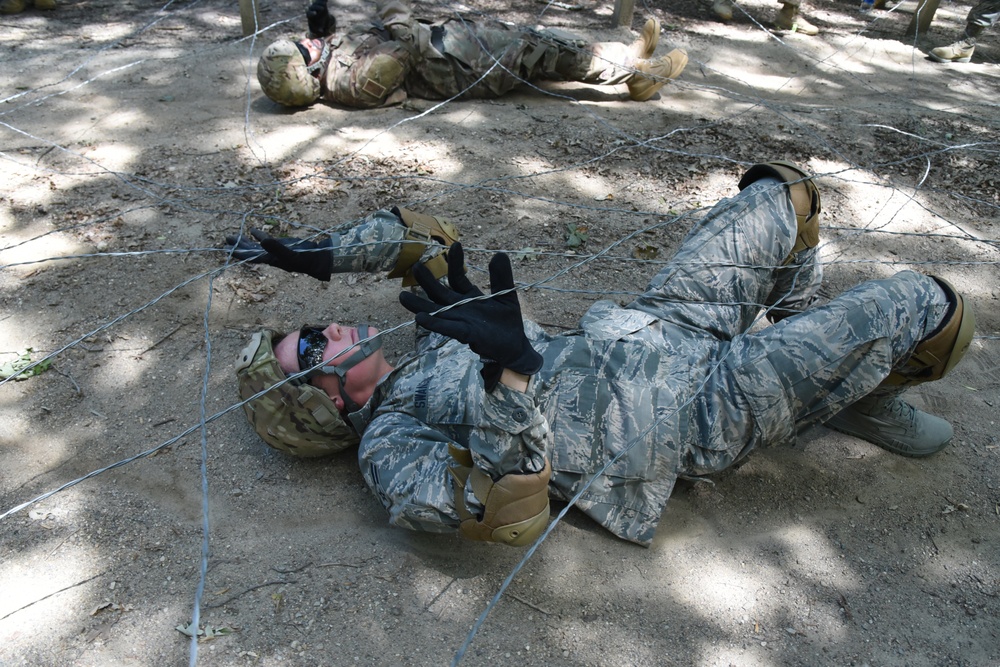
[376,0,414,33]
[357,376,551,534]
[358,411,461,534]
[325,209,406,274]
[375,0,436,56]
[471,382,550,478]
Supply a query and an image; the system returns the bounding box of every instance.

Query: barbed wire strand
[1,1,998,665]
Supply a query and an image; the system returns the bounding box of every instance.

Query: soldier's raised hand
[306,0,337,37]
[399,243,542,390]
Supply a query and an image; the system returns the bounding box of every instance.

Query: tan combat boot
[775,3,819,35]
[630,17,661,59]
[712,0,735,21]
[627,48,688,101]
[34,0,57,9]
[929,38,975,63]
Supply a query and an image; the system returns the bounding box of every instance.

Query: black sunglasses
[296,43,311,66]
[297,326,327,373]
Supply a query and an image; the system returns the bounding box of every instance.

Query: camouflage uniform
[965,0,1000,38]
[316,0,661,108]
[340,179,950,546]
[312,208,409,271]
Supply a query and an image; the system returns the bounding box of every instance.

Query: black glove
[306,0,336,37]
[399,243,543,391]
[224,229,333,282]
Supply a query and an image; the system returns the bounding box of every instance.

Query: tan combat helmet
[257,39,322,107]
[236,330,359,457]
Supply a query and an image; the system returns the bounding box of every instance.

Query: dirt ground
[1,0,999,665]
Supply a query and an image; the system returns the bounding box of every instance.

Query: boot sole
[773,22,819,35]
[929,54,972,63]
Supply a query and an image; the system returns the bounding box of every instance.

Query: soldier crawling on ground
[256,0,688,109]
[225,161,974,548]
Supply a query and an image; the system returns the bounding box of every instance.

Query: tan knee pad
[885,276,975,387]
[738,161,820,255]
[448,445,551,547]
[387,207,460,287]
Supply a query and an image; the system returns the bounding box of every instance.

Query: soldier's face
[275,323,389,411]
[297,38,326,72]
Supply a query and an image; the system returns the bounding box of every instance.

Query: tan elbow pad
[448,445,551,547]
[387,207,460,287]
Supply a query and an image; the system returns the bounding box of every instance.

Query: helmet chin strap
[307,324,382,414]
